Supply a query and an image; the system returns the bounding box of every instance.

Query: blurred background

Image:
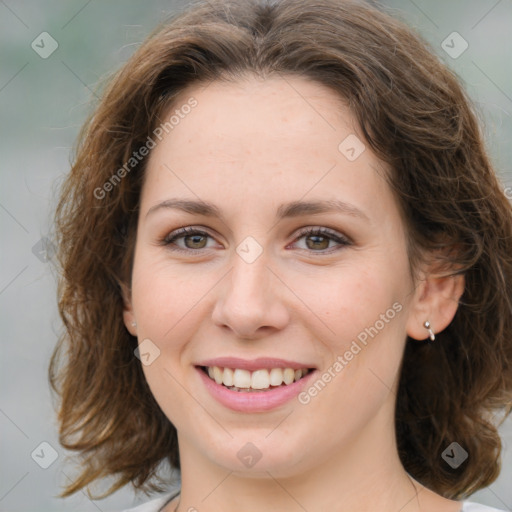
[1,0,511,510]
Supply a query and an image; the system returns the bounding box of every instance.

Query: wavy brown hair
[50,0,512,500]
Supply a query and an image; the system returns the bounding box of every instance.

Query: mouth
[195,358,318,412]
[198,365,314,392]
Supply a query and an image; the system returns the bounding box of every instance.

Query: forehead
[158,74,354,153]
[141,74,397,225]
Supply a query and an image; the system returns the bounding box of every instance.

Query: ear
[120,282,137,337]
[406,268,465,341]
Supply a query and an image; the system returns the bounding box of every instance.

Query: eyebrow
[146,198,368,221]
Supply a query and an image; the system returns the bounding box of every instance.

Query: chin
[197,432,316,478]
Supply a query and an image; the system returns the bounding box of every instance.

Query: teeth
[251,369,270,389]
[233,369,252,388]
[283,368,295,385]
[223,367,234,386]
[213,366,223,385]
[204,366,309,390]
[269,368,284,386]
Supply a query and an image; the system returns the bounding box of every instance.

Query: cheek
[130,268,203,429]
[129,255,198,403]
[295,279,407,448]
[294,255,410,408]
[130,250,213,340]
[295,260,408,351]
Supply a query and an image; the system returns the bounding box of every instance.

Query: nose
[211,253,290,340]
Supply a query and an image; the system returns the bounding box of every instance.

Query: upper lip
[196,357,316,372]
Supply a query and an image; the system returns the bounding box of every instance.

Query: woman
[50,0,512,511]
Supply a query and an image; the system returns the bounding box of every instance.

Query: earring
[423,320,435,341]
[131,321,137,327]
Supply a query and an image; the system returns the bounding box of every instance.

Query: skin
[123,75,465,512]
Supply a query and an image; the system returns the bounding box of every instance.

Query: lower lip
[196,367,316,413]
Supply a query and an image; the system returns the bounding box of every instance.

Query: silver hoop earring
[423,320,435,341]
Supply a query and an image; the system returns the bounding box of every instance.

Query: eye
[162,227,219,252]
[290,227,351,253]
[161,226,350,254]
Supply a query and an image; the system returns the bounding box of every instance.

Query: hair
[50,0,512,501]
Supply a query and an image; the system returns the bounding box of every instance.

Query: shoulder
[461,501,508,512]
[120,491,179,512]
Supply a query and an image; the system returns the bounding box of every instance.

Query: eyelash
[162,226,351,254]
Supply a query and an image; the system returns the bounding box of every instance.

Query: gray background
[1,1,511,511]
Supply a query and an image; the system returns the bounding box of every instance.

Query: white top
[121,492,507,512]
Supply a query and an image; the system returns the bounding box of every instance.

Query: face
[125,75,423,478]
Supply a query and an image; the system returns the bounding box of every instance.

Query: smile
[202,366,312,392]
[195,358,317,412]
